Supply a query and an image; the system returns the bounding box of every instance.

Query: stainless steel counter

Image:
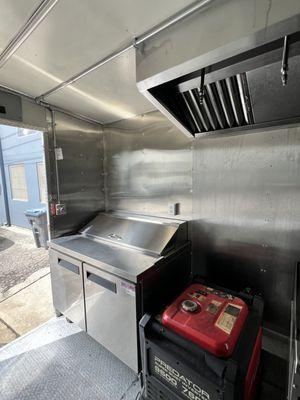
[50,234,161,283]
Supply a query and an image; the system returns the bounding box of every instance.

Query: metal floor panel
[0,318,140,400]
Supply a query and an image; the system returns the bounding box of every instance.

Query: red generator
[162,284,249,358]
[139,282,263,400]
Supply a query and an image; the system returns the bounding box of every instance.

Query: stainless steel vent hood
[137,16,300,137]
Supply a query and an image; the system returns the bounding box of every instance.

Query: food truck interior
[0,1,299,399]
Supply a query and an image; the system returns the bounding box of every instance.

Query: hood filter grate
[178,73,254,134]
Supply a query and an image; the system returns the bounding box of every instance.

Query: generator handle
[139,313,152,377]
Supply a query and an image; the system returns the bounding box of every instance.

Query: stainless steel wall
[192,126,300,335]
[0,91,47,131]
[133,0,300,335]
[105,111,300,335]
[45,111,104,238]
[104,111,192,220]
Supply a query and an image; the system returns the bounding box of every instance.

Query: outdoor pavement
[0,226,54,347]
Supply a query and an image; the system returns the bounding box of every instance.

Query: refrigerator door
[83,263,138,372]
[49,250,86,330]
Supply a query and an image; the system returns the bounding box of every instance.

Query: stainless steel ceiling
[0,0,41,50]
[45,48,154,123]
[0,0,195,123]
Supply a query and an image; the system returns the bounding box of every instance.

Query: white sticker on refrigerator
[121,281,135,296]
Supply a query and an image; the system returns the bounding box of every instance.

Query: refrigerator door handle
[58,259,80,275]
[86,271,117,293]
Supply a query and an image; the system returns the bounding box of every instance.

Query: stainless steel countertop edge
[49,239,162,283]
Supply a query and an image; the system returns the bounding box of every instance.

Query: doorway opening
[0,123,53,347]
[0,125,47,228]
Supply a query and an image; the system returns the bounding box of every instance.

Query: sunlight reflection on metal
[10,53,136,121]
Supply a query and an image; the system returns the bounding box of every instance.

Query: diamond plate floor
[0,317,141,400]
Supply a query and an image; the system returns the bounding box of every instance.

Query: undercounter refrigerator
[49,212,191,371]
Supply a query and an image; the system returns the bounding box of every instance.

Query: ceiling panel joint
[0,0,59,69]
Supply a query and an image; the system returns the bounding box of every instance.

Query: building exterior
[0,125,46,228]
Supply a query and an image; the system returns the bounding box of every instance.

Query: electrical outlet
[168,203,180,216]
[55,203,67,215]
[55,147,63,160]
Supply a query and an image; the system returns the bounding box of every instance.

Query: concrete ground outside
[0,226,54,347]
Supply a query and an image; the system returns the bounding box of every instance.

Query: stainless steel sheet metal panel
[49,249,85,330]
[0,91,47,130]
[45,48,154,124]
[83,263,138,372]
[104,111,192,220]
[49,235,159,283]
[0,0,194,98]
[46,111,104,238]
[0,55,59,98]
[0,0,41,50]
[192,126,300,335]
[21,98,47,130]
[0,91,22,122]
[137,0,300,86]
[247,54,300,124]
[80,213,185,255]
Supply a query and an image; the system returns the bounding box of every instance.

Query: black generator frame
[139,283,264,400]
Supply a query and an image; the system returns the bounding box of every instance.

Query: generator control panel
[162,283,249,357]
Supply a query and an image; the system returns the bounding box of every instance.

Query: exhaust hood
[176,72,253,133]
[137,25,300,138]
